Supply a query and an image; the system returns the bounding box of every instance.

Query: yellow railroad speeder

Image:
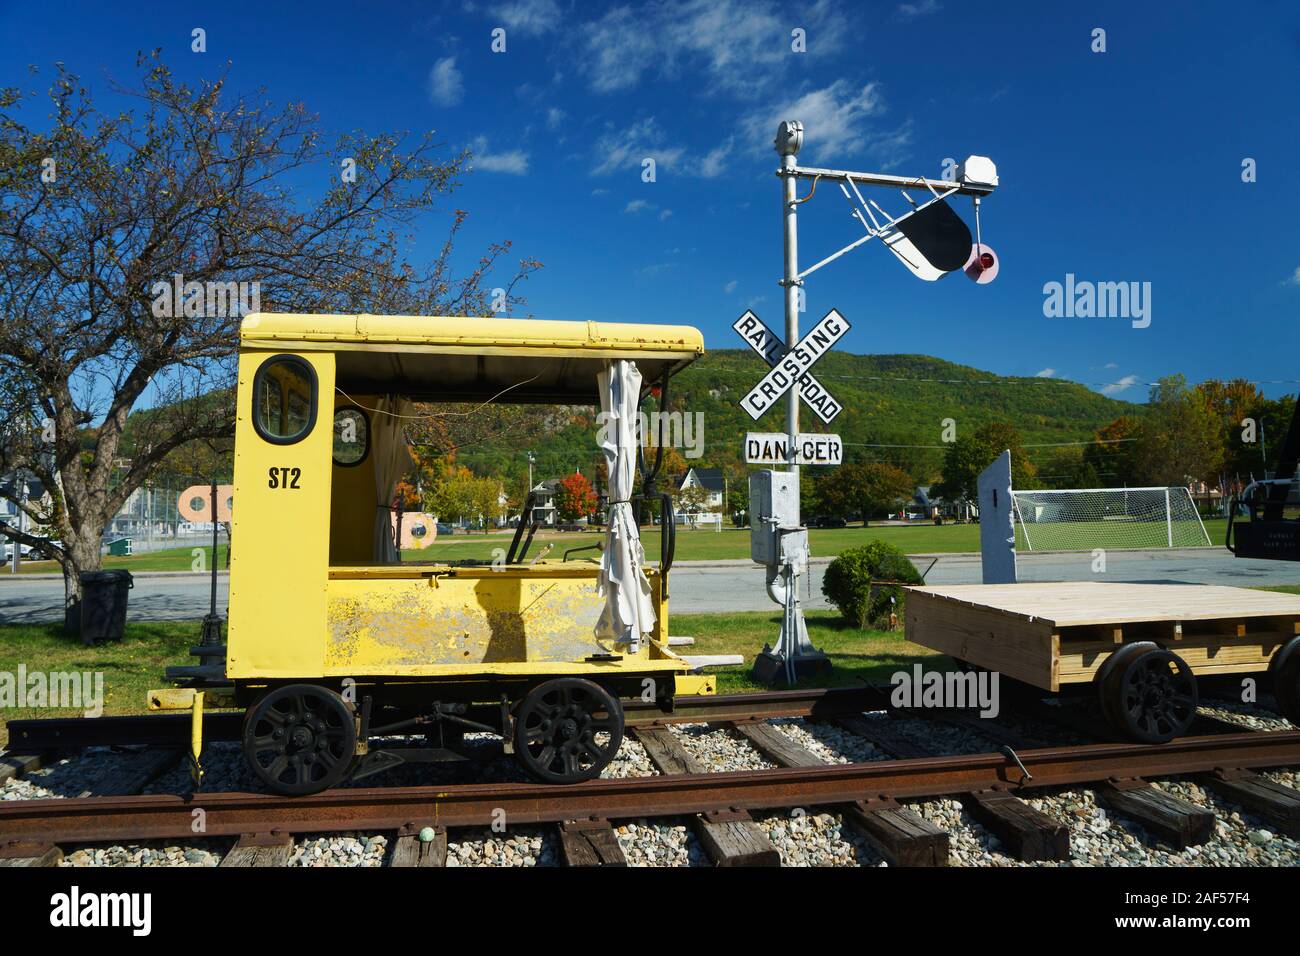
[155,312,717,794]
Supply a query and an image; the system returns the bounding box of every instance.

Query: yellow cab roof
[240,312,705,404]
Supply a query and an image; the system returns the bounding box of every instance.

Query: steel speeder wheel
[242,684,357,795]
[513,678,624,784]
[1101,648,1198,744]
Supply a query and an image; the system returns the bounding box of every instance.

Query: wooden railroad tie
[0,840,63,868]
[631,725,781,866]
[733,720,949,867]
[558,819,627,867]
[0,751,49,786]
[220,832,295,867]
[1095,778,1215,849]
[79,747,183,798]
[834,714,1069,863]
[1200,768,1300,840]
[388,825,449,867]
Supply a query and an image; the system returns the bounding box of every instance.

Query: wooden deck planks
[908,582,1300,689]
[911,582,1300,628]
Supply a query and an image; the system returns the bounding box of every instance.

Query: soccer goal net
[1010,487,1211,551]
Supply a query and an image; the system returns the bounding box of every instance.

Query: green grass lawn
[0,520,1227,576]
[673,611,942,693]
[0,620,197,746]
[402,517,1227,564]
[0,544,230,575]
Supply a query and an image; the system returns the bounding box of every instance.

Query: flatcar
[152,313,717,794]
[907,581,1300,742]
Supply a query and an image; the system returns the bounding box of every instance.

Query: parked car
[808,516,847,529]
[3,538,60,561]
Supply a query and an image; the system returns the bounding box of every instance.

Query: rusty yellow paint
[147,687,196,711]
[221,318,702,689]
[672,674,717,696]
[147,687,235,710]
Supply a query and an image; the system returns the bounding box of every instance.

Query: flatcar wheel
[513,678,624,784]
[1102,648,1198,744]
[1272,638,1300,727]
[242,684,357,796]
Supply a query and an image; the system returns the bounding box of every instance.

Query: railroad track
[4,689,1300,867]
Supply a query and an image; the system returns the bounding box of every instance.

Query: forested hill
[682,349,1137,445]
[455,350,1142,485]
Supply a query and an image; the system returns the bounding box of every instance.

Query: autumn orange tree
[554,472,598,523]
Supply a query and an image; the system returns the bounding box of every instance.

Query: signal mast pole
[750,120,1000,686]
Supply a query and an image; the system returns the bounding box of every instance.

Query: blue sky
[4,0,1299,401]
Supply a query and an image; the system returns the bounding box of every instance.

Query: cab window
[332,407,369,466]
[253,356,317,444]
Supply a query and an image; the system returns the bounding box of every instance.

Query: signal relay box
[750,469,802,565]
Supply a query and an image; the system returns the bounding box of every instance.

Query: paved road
[1,548,1296,623]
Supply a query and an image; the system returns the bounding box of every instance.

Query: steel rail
[3,687,886,751]
[3,731,1297,847]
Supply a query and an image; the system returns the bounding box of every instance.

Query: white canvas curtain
[371,395,414,563]
[595,360,656,652]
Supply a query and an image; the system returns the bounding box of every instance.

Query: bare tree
[0,53,538,622]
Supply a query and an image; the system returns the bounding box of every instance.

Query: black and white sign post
[742,120,999,686]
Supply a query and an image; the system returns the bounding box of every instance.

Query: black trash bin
[79,570,134,645]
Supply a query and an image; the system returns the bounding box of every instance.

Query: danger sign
[745,432,843,466]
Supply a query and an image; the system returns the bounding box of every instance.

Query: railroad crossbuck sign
[735,308,849,422]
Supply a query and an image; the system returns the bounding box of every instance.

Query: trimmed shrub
[821,540,922,629]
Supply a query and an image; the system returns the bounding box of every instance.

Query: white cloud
[493,0,562,35]
[658,209,673,220]
[428,57,464,106]
[635,261,677,278]
[1101,374,1140,395]
[699,139,733,179]
[1284,266,1300,286]
[470,136,529,174]
[896,0,941,20]
[590,187,610,196]
[591,117,684,176]
[742,80,908,163]
[580,0,845,95]
[724,280,738,294]
[624,199,651,214]
[1034,368,1056,378]
[546,107,566,130]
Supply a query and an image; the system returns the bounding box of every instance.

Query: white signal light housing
[958,155,998,189]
